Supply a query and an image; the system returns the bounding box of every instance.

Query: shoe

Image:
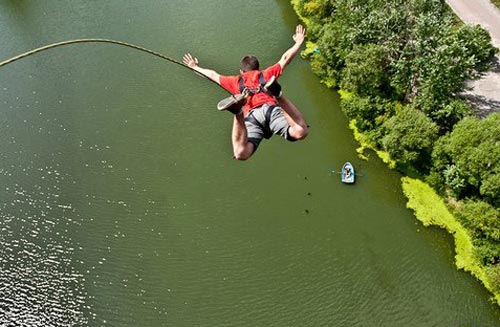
[263,75,282,98]
[217,94,245,115]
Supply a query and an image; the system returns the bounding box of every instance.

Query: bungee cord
[0,38,230,94]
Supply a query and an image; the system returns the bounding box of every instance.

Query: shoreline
[349,115,500,306]
[349,109,500,306]
[290,0,500,308]
[402,177,500,306]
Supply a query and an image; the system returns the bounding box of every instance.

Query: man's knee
[291,124,309,140]
[233,144,254,161]
[233,152,250,161]
[298,125,309,140]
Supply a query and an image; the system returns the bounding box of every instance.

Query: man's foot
[263,75,282,98]
[217,94,245,115]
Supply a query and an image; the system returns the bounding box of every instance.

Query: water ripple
[0,165,88,327]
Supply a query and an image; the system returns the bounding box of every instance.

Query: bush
[341,94,395,133]
[382,106,438,167]
[432,113,500,204]
[340,43,390,97]
[456,200,500,243]
[485,265,500,294]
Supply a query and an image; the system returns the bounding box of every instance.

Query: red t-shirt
[219,63,283,116]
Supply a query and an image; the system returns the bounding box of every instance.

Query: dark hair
[240,55,260,72]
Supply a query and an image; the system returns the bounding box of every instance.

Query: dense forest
[291,0,500,296]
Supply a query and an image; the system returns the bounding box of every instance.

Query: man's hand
[292,25,306,45]
[279,25,306,69]
[182,53,199,68]
[182,53,221,83]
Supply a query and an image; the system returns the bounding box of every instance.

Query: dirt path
[445,0,500,116]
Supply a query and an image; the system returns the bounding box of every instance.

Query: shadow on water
[1,0,27,8]
[0,1,36,21]
[274,0,303,27]
[0,1,50,59]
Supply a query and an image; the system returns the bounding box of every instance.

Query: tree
[457,200,500,242]
[432,113,500,204]
[396,18,495,128]
[341,94,395,133]
[382,106,438,166]
[292,0,334,41]
[340,43,389,97]
[455,200,500,265]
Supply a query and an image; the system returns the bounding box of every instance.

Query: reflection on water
[0,160,87,326]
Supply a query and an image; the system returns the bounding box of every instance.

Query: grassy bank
[402,177,500,305]
[351,121,500,305]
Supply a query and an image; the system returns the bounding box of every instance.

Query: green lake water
[1,1,499,326]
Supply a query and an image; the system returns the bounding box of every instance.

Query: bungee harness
[238,71,278,139]
[238,71,268,97]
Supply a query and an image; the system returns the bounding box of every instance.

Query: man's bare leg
[278,95,309,140]
[232,113,255,160]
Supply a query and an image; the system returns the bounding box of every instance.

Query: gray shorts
[245,103,296,150]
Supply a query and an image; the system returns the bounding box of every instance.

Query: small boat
[341,162,355,184]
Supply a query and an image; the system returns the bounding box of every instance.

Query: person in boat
[182,24,309,160]
[345,167,351,179]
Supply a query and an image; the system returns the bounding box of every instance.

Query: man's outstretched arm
[278,25,306,70]
[182,53,221,84]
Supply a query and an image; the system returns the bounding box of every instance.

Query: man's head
[240,55,260,72]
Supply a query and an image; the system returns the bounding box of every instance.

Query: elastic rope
[0,38,229,94]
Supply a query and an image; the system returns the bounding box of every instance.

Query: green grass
[401,177,500,305]
[348,119,396,168]
[492,0,500,10]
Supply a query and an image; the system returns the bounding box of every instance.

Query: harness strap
[238,76,245,94]
[259,72,266,88]
[265,104,275,124]
[238,72,267,95]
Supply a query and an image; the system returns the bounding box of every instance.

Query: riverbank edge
[401,177,500,306]
[289,0,500,307]
[350,114,500,306]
